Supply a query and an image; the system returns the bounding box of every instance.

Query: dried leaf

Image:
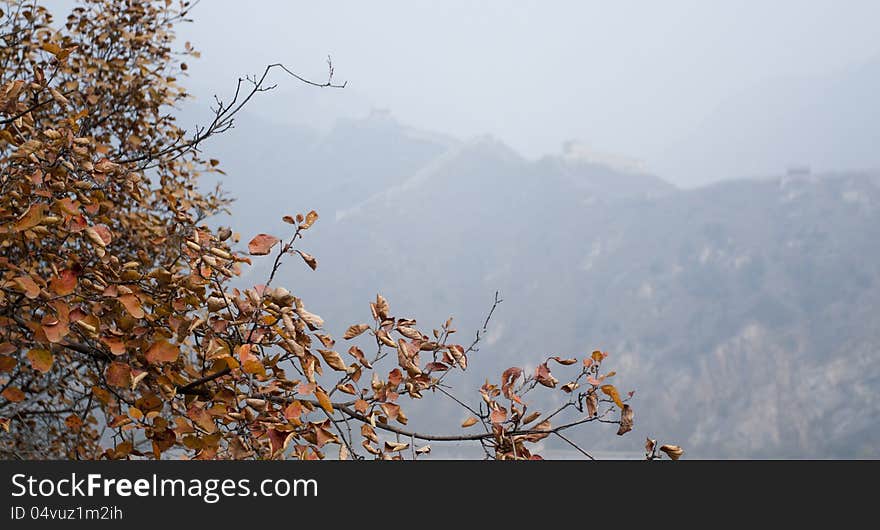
[318,349,348,372]
[85,224,112,246]
[14,203,48,232]
[284,401,303,421]
[247,233,280,255]
[501,367,523,399]
[0,356,16,373]
[49,269,78,295]
[617,404,633,436]
[105,362,131,388]
[535,362,558,388]
[660,444,684,460]
[13,276,40,299]
[551,356,577,365]
[522,411,541,425]
[144,340,179,364]
[1,387,25,403]
[296,308,324,330]
[27,348,53,373]
[586,392,598,418]
[347,346,373,368]
[384,441,409,453]
[315,388,333,414]
[301,210,319,229]
[343,324,371,340]
[297,251,317,270]
[601,384,624,409]
[461,416,479,428]
[118,294,145,319]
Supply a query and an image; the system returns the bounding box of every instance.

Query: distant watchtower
[786,165,811,177]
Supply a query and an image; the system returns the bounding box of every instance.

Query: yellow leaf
[600,384,624,409]
[315,388,333,414]
[301,210,318,229]
[27,348,53,373]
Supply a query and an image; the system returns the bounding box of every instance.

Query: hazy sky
[175,1,880,186]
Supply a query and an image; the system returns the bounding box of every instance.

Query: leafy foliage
[0,0,664,460]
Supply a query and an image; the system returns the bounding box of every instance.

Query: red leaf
[387,368,403,386]
[247,233,280,255]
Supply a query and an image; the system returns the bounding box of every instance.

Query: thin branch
[554,431,595,460]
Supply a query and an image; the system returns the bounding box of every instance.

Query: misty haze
[183,1,880,458]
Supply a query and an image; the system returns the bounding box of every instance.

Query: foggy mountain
[657,55,880,187]
[198,109,880,458]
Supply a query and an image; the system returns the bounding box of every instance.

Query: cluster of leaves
[0,0,656,460]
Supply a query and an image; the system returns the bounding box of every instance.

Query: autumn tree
[0,0,668,460]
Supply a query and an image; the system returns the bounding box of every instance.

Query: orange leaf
[105,362,131,388]
[187,405,216,433]
[315,388,333,414]
[247,233,279,255]
[118,294,145,319]
[101,336,126,356]
[242,359,266,376]
[13,203,47,232]
[144,340,179,364]
[1,387,25,403]
[13,276,40,299]
[49,269,78,296]
[461,416,478,428]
